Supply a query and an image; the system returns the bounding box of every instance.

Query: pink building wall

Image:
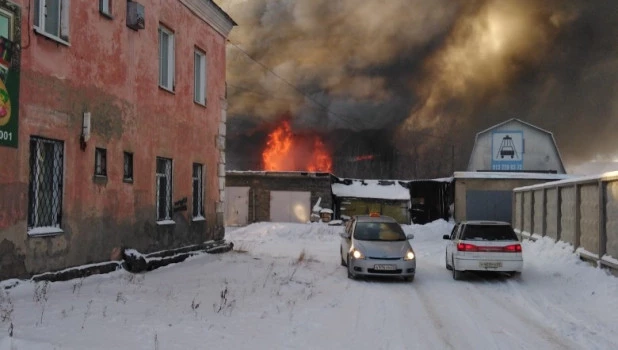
[0,0,234,279]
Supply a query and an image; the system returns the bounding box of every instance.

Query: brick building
[0,0,235,280]
[225,171,333,226]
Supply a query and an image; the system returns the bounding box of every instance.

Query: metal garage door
[225,187,250,226]
[466,190,512,223]
[270,191,311,223]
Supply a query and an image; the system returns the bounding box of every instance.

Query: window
[192,163,204,218]
[156,157,173,221]
[99,0,112,17]
[95,148,107,176]
[28,137,64,233]
[123,152,133,182]
[158,26,175,91]
[34,0,70,44]
[194,50,207,105]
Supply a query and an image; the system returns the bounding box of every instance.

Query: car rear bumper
[349,258,416,277]
[454,257,523,272]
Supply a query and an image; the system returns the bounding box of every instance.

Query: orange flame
[262,120,333,172]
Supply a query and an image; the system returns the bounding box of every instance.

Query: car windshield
[462,224,518,241]
[353,222,406,241]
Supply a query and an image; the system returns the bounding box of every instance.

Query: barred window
[123,152,133,182]
[156,157,173,221]
[28,136,64,233]
[95,148,107,176]
[192,163,204,218]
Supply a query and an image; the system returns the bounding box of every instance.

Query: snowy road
[1,220,618,349]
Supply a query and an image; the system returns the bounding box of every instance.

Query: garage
[270,191,311,223]
[225,186,250,226]
[465,190,512,222]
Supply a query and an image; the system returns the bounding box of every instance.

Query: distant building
[467,118,566,174]
[0,1,236,280]
[225,171,333,226]
[454,118,568,223]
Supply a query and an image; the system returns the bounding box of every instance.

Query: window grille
[192,163,204,217]
[156,157,172,220]
[28,136,64,229]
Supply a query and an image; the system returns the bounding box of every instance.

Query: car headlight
[404,249,415,261]
[351,248,364,259]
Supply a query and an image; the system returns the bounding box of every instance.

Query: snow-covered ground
[1,220,618,350]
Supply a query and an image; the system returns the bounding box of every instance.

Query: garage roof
[331,179,411,201]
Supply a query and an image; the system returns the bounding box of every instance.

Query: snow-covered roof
[453,171,570,181]
[476,118,553,136]
[226,170,332,178]
[331,179,410,200]
[514,170,618,191]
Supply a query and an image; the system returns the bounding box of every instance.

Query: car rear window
[354,222,406,241]
[462,224,518,241]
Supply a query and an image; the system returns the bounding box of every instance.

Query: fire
[355,154,375,161]
[262,120,333,172]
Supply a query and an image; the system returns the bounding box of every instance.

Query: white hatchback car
[443,221,523,280]
[340,214,416,282]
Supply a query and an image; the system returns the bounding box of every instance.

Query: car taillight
[457,243,478,252]
[503,244,522,252]
[457,243,522,252]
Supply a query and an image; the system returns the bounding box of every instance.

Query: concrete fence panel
[533,189,544,236]
[606,181,618,259]
[524,191,533,234]
[579,184,600,255]
[514,192,523,231]
[545,188,558,240]
[560,186,577,246]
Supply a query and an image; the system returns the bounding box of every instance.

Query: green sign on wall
[0,3,20,148]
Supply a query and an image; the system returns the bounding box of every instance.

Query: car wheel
[452,258,463,280]
[445,252,452,270]
[340,248,347,266]
[508,271,521,278]
[347,256,356,280]
[405,275,415,282]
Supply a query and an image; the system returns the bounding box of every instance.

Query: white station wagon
[443,221,523,280]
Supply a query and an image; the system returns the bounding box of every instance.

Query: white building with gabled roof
[467,118,566,174]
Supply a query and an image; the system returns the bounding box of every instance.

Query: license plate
[479,261,502,269]
[374,264,396,271]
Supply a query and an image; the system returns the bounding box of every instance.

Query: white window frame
[192,163,204,220]
[156,157,173,222]
[99,0,112,17]
[94,147,107,177]
[158,26,175,92]
[33,0,70,45]
[194,50,207,105]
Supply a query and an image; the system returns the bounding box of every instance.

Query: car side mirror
[339,232,349,239]
[406,233,414,240]
[442,235,450,240]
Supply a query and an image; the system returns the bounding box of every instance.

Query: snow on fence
[513,171,618,271]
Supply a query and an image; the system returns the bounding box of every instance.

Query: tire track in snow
[457,276,579,349]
